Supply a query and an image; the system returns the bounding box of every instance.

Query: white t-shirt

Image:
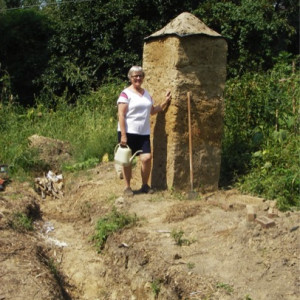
[117,88,153,135]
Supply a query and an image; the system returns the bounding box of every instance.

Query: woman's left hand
[165,90,172,104]
[151,89,172,115]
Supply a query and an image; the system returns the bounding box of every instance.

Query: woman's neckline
[128,86,144,97]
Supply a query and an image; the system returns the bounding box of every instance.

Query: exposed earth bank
[0,162,299,300]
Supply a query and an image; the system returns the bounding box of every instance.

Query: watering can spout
[129,150,142,163]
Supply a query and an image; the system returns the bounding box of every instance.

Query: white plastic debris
[46,170,63,183]
[37,232,68,248]
[46,237,68,247]
[43,221,55,234]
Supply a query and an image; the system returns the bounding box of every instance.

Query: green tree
[0,9,54,105]
[3,0,21,8]
[1,0,298,104]
[3,0,42,9]
[194,0,298,76]
[38,0,201,102]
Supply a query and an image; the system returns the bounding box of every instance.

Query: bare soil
[0,162,299,300]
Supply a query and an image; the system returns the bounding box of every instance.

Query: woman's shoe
[140,184,154,194]
[123,187,134,197]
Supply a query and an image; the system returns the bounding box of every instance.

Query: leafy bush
[222,53,299,209]
[237,132,299,211]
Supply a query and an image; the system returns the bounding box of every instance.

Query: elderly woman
[117,66,172,196]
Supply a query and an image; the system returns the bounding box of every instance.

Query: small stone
[255,216,275,228]
[222,203,234,211]
[144,282,152,291]
[263,204,269,211]
[118,243,129,248]
[246,205,256,221]
[290,225,299,232]
[115,196,124,205]
[268,207,278,218]
[253,230,260,237]
[174,254,182,260]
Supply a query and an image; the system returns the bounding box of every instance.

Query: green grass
[92,208,138,252]
[9,212,34,232]
[187,262,195,269]
[63,158,99,172]
[0,82,124,178]
[216,282,234,294]
[171,229,191,246]
[151,279,162,298]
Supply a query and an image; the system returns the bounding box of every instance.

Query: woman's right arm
[118,103,128,145]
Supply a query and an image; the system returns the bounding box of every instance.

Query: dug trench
[0,162,299,300]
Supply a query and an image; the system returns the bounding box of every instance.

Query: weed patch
[187,262,195,269]
[9,212,34,232]
[63,158,99,172]
[92,208,138,251]
[171,229,192,246]
[216,282,234,294]
[151,279,162,298]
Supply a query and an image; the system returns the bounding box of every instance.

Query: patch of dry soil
[0,162,299,300]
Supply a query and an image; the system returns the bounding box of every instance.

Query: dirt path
[0,162,299,299]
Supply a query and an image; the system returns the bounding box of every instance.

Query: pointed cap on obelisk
[144,12,221,41]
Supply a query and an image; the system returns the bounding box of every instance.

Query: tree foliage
[221,53,299,209]
[0,0,298,104]
[38,0,201,101]
[194,0,298,76]
[0,8,53,105]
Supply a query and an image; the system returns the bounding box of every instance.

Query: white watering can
[114,144,142,166]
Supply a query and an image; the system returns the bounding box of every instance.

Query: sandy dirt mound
[28,134,72,172]
[0,162,299,299]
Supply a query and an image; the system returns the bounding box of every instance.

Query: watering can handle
[114,143,130,154]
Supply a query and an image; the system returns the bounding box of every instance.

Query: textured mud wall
[143,35,227,191]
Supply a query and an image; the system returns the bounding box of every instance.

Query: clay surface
[0,162,299,300]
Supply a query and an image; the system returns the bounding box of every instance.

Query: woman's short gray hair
[128,66,145,79]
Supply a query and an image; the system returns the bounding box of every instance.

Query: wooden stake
[187,91,194,191]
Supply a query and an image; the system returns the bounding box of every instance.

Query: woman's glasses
[131,74,144,79]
